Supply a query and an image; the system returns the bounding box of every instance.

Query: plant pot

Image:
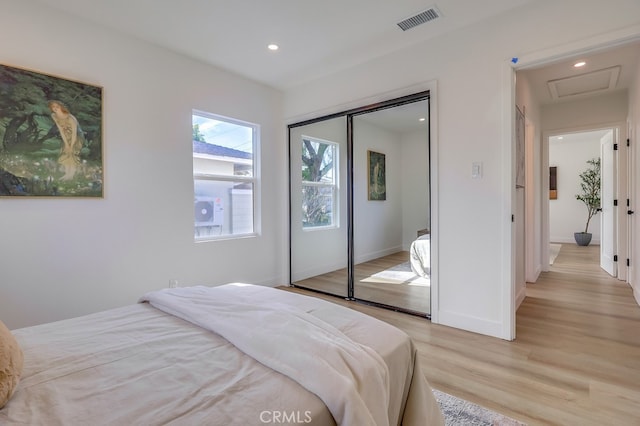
[574,232,592,246]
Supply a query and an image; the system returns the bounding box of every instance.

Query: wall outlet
[169,279,179,288]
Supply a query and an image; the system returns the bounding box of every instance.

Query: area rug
[434,390,527,426]
[361,261,430,286]
[549,243,562,264]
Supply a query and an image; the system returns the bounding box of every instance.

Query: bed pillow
[0,320,23,409]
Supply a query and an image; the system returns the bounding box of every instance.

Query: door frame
[287,87,438,319]
[542,124,625,276]
[502,24,640,340]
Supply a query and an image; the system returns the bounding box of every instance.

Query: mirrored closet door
[351,100,431,315]
[288,92,431,317]
[289,116,348,298]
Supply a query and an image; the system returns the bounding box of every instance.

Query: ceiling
[30,0,638,131]
[33,0,533,90]
[355,100,430,134]
[549,129,611,144]
[519,41,640,105]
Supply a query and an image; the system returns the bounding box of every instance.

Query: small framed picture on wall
[368,150,386,201]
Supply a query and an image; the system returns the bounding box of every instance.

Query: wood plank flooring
[282,243,640,425]
[292,251,430,314]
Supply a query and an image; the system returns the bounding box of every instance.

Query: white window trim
[192,110,260,242]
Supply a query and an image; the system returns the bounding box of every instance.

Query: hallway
[517,243,640,424]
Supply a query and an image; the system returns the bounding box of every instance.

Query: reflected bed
[410,234,431,278]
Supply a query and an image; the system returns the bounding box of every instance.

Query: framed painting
[0,64,103,197]
[367,150,386,201]
[549,166,558,199]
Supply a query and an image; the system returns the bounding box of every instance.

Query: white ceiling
[519,41,640,105]
[33,0,533,90]
[355,100,430,134]
[30,0,638,132]
[549,129,611,144]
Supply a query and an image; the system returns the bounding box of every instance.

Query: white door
[627,123,635,284]
[600,130,617,276]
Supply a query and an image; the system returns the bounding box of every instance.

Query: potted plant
[574,158,601,246]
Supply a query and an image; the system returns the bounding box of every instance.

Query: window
[301,137,337,229]
[192,110,258,240]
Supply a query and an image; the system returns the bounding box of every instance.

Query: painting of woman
[48,100,85,181]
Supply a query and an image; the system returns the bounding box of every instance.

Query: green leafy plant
[575,158,601,233]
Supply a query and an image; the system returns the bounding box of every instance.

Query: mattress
[1,284,443,425]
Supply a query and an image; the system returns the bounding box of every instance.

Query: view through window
[192,111,258,240]
[301,137,337,229]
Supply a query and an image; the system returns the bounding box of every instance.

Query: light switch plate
[472,162,482,179]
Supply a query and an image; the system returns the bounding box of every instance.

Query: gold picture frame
[367,150,386,201]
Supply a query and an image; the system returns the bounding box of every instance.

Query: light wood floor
[292,251,430,314]
[283,243,640,425]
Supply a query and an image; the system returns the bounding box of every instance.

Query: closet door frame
[288,91,431,317]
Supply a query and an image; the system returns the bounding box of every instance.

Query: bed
[410,234,431,279]
[1,283,444,425]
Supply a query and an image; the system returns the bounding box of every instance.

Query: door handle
[629,210,635,215]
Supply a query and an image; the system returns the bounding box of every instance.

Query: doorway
[288,92,432,317]
[547,128,620,277]
[509,35,640,341]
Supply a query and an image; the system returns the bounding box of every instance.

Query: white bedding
[140,284,390,426]
[1,284,444,426]
[410,234,431,278]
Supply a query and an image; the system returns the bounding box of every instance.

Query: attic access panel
[547,66,621,101]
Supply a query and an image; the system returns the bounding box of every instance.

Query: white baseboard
[550,237,600,245]
[355,246,403,265]
[526,265,541,283]
[292,261,347,282]
[436,310,507,340]
[516,285,527,310]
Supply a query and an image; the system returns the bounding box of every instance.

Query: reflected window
[301,137,337,229]
[192,110,258,240]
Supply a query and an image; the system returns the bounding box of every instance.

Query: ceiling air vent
[397,7,441,31]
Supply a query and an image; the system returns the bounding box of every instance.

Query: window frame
[301,135,338,231]
[192,109,260,242]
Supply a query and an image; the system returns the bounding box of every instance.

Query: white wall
[3,0,639,337]
[542,92,629,132]
[401,130,430,250]
[284,0,640,339]
[549,135,603,243]
[0,1,286,329]
[353,120,403,263]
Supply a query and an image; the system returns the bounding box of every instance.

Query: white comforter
[140,284,390,426]
[410,234,431,278]
[3,284,444,426]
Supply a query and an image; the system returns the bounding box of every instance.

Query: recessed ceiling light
[574,61,586,68]
[419,117,426,122]
[267,44,279,51]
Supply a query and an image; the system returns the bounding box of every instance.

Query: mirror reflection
[289,95,430,317]
[289,116,348,297]
[352,100,430,315]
